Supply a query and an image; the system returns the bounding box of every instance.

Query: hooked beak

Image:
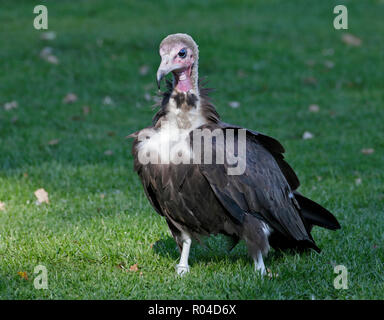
[156,57,184,89]
[156,68,166,89]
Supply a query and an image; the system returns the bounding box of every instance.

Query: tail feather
[294,192,341,231]
[269,193,340,253]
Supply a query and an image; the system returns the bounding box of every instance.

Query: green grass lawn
[0,0,383,299]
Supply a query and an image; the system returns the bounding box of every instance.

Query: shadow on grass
[153,234,245,261]
[152,233,314,270]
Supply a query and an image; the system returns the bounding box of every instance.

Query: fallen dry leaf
[40,47,53,57]
[322,48,334,56]
[309,104,320,113]
[342,33,362,47]
[104,150,114,156]
[228,101,240,109]
[48,139,59,146]
[103,96,114,105]
[3,101,18,111]
[40,31,56,41]
[144,92,151,101]
[0,202,5,211]
[45,55,59,64]
[302,131,314,140]
[34,188,49,205]
[40,47,59,64]
[82,105,90,115]
[63,93,78,104]
[324,60,335,69]
[139,65,150,76]
[129,263,139,272]
[361,148,374,155]
[17,271,28,280]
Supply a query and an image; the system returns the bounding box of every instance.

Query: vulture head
[156,33,199,95]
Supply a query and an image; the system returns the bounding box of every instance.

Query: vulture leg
[242,215,269,276]
[254,251,266,276]
[175,232,192,276]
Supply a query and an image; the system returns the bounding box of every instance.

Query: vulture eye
[178,48,187,58]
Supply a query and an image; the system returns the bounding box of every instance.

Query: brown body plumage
[130,34,340,275]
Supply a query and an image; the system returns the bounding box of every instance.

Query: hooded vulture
[130,33,340,276]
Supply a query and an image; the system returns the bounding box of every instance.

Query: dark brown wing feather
[135,161,241,247]
[197,123,319,251]
[220,122,300,190]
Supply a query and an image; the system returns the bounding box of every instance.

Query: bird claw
[176,264,190,276]
[255,265,266,277]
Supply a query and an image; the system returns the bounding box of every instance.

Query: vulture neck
[173,60,199,97]
[163,87,205,131]
[159,60,205,131]
[154,60,220,131]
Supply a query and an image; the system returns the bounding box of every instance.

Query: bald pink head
[156,33,199,93]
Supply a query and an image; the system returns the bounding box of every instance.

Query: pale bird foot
[176,264,190,276]
[255,265,266,277]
